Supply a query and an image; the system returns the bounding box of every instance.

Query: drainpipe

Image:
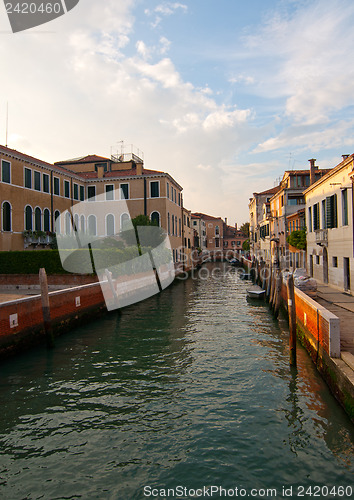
[50,171,54,232]
[144,177,147,216]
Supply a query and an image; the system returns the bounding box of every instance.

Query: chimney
[136,162,143,175]
[225,217,228,225]
[309,158,318,185]
[235,223,237,230]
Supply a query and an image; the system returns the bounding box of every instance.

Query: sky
[1,0,354,225]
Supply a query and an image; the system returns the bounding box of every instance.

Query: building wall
[305,158,354,293]
[0,147,185,259]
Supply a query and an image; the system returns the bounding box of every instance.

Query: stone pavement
[315,284,354,354]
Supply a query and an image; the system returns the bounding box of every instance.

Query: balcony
[315,229,328,246]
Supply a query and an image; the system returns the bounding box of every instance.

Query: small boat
[229,258,241,267]
[246,285,266,299]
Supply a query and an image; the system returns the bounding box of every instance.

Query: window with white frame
[1,160,11,183]
[24,167,32,189]
[150,181,159,198]
[43,173,50,193]
[34,171,41,191]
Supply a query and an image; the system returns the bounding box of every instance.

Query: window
[87,186,96,201]
[215,225,220,235]
[167,182,170,199]
[342,189,348,226]
[54,177,60,196]
[64,180,70,198]
[106,184,115,201]
[215,238,220,248]
[308,207,312,232]
[313,203,320,230]
[54,210,60,233]
[34,171,41,191]
[168,213,170,234]
[316,255,320,265]
[151,211,160,226]
[43,209,50,232]
[150,181,159,198]
[80,185,85,201]
[322,199,326,228]
[178,193,181,206]
[193,220,197,226]
[172,215,175,235]
[73,183,79,201]
[106,214,115,236]
[24,168,32,189]
[326,194,338,228]
[65,212,72,235]
[333,256,338,267]
[1,160,10,183]
[2,202,11,231]
[74,214,79,231]
[43,173,50,193]
[25,206,33,230]
[34,207,42,231]
[121,213,130,230]
[80,215,85,232]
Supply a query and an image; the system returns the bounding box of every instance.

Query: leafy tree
[287,229,306,250]
[242,239,250,251]
[240,222,250,237]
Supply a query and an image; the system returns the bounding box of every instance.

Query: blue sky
[1,0,354,223]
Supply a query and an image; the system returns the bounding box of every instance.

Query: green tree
[242,239,250,251]
[240,222,250,237]
[287,229,306,250]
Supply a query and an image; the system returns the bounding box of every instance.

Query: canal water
[0,263,353,500]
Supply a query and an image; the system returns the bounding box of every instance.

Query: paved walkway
[315,285,354,354]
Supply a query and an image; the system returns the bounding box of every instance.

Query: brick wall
[0,282,105,359]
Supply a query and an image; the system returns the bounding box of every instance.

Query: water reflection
[0,262,353,499]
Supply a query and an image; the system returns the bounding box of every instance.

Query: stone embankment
[242,257,354,422]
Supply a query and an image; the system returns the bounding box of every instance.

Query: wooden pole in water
[273,270,282,318]
[39,268,55,348]
[287,274,297,366]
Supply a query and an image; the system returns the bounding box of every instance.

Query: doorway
[344,257,350,291]
[323,248,328,284]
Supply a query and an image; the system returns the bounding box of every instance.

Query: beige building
[304,154,354,293]
[0,144,187,262]
[268,161,330,267]
[191,214,207,251]
[248,186,279,260]
[191,212,224,256]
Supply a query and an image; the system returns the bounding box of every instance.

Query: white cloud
[145,2,187,28]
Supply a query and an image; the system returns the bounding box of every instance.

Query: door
[323,248,328,284]
[344,257,350,291]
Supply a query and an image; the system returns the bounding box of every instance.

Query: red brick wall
[0,283,105,357]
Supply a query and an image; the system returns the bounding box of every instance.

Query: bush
[0,250,68,275]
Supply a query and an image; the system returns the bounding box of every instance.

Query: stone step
[341,351,354,372]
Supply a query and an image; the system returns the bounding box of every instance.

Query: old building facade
[304,154,354,294]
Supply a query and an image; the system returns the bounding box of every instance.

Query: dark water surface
[0,263,353,499]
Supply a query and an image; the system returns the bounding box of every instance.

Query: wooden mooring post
[287,274,297,366]
[39,268,55,348]
[273,270,282,318]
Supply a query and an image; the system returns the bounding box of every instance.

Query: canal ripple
[0,263,353,499]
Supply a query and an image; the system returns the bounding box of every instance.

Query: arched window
[54,210,60,234]
[120,213,130,231]
[150,211,160,226]
[25,205,33,231]
[34,207,42,231]
[80,215,85,233]
[88,215,97,236]
[2,202,11,232]
[106,214,115,236]
[65,212,72,235]
[43,208,50,232]
[74,214,79,232]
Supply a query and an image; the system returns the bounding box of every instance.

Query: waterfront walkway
[315,284,354,355]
